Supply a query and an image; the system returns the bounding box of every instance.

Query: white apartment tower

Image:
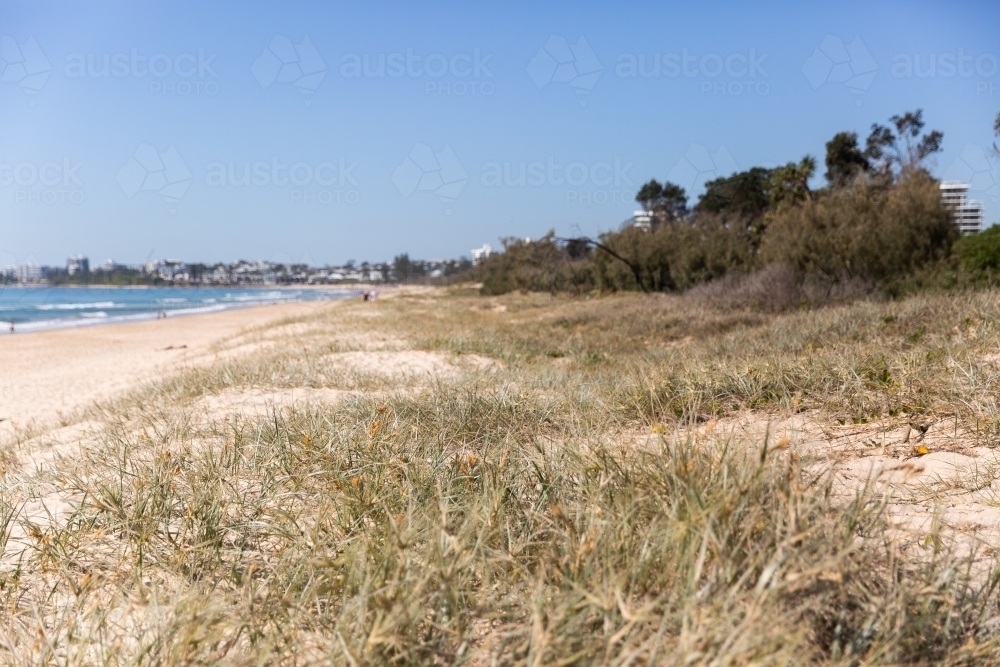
[471,244,494,265]
[66,255,89,276]
[940,182,984,235]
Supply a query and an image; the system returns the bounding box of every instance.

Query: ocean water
[0,286,358,334]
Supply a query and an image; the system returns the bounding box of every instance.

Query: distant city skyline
[2,254,469,286]
[2,0,999,266]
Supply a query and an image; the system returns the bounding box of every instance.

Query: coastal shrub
[593,214,753,292]
[479,232,594,295]
[954,224,1000,278]
[481,167,958,303]
[759,170,954,287]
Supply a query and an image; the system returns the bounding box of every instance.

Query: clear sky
[2,0,998,266]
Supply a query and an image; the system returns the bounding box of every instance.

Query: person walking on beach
[8,321,13,334]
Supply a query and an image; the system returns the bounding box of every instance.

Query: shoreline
[0,286,365,336]
[0,299,339,430]
[1,282,387,290]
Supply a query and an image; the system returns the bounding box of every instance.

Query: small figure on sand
[8,321,13,334]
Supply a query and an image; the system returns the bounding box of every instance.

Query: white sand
[0,301,329,432]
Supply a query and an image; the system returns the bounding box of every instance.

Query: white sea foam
[36,301,120,311]
[0,287,356,335]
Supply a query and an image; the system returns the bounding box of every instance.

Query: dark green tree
[865,109,943,179]
[696,167,771,219]
[769,156,816,208]
[955,225,1000,276]
[636,179,688,224]
[392,253,411,282]
[993,110,1000,156]
[824,132,870,186]
[635,179,663,211]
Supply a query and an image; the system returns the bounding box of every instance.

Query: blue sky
[2,0,998,266]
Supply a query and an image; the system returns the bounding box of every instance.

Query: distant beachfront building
[66,255,89,276]
[630,210,653,231]
[142,259,191,282]
[471,244,493,265]
[210,266,230,283]
[940,182,984,235]
[231,260,276,284]
[141,259,189,281]
[162,259,186,280]
[18,263,43,282]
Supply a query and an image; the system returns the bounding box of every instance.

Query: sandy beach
[0,300,331,433]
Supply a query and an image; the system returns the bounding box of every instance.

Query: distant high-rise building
[631,210,653,232]
[67,255,90,276]
[940,182,984,235]
[18,263,43,282]
[471,244,494,265]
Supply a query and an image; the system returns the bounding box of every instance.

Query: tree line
[476,110,1000,307]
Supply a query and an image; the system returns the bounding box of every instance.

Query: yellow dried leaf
[651,423,667,434]
[915,445,929,456]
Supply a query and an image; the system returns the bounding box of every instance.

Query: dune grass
[4,287,1000,664]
